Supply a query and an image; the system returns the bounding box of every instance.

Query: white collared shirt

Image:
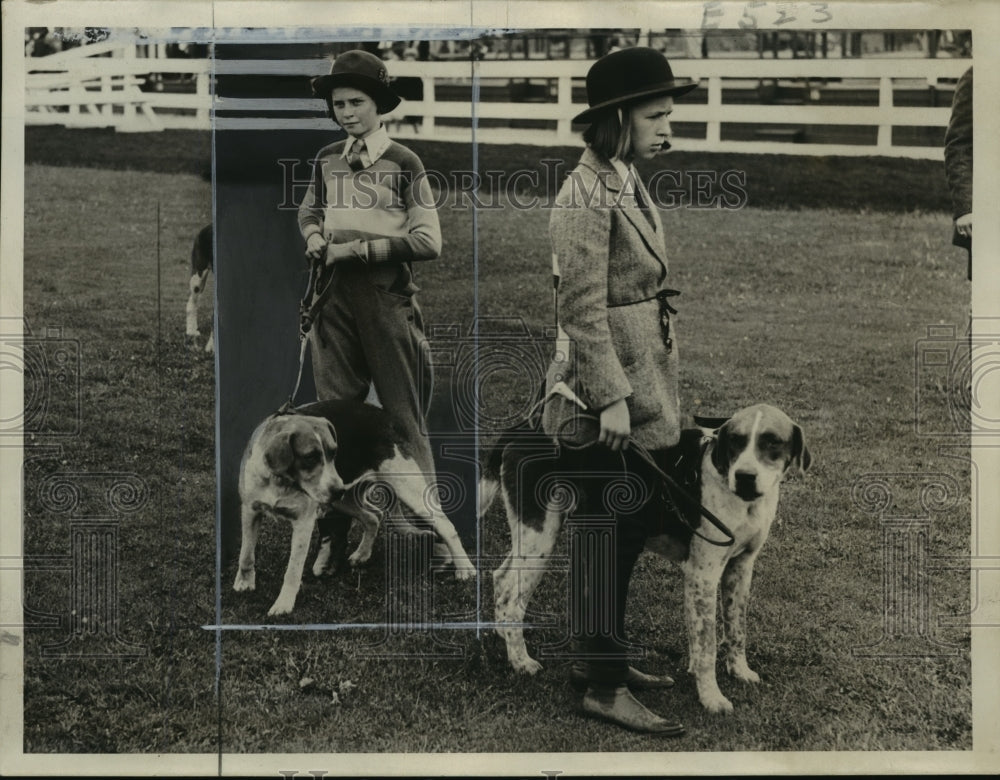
[340,123,392,168]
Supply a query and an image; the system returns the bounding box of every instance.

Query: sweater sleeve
[944,67,973,220]
[366,152,442,264]
[551,169,632,411]
[297,154,327,241]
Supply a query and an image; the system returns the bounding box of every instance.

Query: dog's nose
[328,487,346,502]
[734,471,760,500]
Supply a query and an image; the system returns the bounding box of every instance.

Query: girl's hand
[598,397,630,451]
[305,233,327,261]
[955,212,972,238]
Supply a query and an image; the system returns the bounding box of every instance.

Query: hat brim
[311,73,402,114]
[572,80,698,125]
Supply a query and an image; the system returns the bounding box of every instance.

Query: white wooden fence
[25,41,210,132]
[26,43,970,158]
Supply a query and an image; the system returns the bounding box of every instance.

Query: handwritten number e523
[701,1,833,29]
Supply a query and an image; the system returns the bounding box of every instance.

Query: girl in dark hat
[541,46,697,734]
[298,49,437,453]
[298,51,476,577]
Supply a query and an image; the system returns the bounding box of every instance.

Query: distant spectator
[84,28,111,45]
[26,28,60,57]
[607,33,634,53]
[55,28,83,51]
[944,66,972,279]
[589,33,610,58]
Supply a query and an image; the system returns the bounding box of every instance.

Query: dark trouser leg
[346,273,436,476]
[573,507,648,685]
[310,282,371,403]
[563,447,648,686]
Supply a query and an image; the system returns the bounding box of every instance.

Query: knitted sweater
[298,137,442,266]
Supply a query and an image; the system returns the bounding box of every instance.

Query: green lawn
[20,135,971,753]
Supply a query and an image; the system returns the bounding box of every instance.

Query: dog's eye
[728,433,748,451]
[757,434,786,459]
[299,452,322,470]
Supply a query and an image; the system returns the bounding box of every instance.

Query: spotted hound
[484,403,811,714]
[233,400,476,616]
[185,224,213,353]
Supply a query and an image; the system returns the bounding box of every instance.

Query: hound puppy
[185,224,214,353]
[486,403,810,714]
[233,400,476,616]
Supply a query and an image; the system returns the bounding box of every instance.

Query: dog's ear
[264,432,294,475]
[784,424,811,479]
[319,419,338,455]
[710,421,731,476]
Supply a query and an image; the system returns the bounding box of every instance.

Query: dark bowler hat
[574,47,697,124]
[311,49,401,114]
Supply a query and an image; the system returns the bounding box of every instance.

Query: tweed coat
[944,66,972,272]
[542,146,681,450]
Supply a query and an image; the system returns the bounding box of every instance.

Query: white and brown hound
[485,403,810,714]
[233,400,476,616]
[185,224,214,353]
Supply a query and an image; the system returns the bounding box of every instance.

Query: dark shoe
[581,684,685,735]
[570,663,675,692]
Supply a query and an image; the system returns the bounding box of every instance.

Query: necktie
[346,139,365,172]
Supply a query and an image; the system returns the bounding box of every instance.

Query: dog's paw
[312,557,340,578]
[698,688,734,715]
[348,548,372,567]
[453,562,477,581]
[511,656,544,675]
[233,570,256,591]
[312,539,339,578]
[267,597,296,616]
[727,659,760,684]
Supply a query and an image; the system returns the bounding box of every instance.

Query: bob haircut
[582,105,634,161]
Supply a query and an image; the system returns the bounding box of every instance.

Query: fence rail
[26,45,971,157]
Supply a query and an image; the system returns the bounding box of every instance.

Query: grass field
[21,127,971,753]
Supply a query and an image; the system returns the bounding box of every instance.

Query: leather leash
[553,411,736,548]
[285,259,339,409]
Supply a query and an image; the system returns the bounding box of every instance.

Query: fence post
[196,67,209,125]
[876,74,893,152]
[420,75,435,135]
[122,43,137,129]
[706,75,722,148]
[556,74,573,143]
